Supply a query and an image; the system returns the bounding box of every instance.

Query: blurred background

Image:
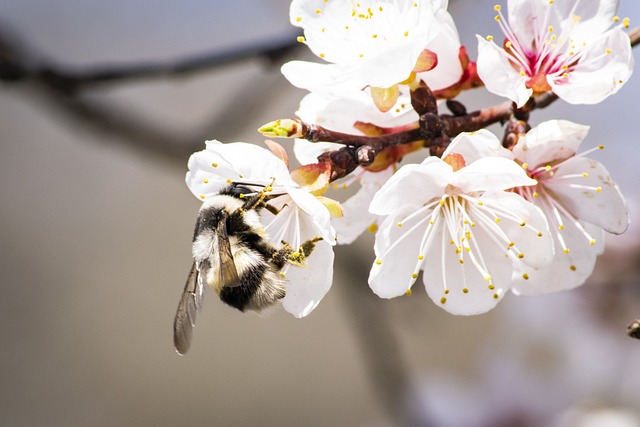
[1,1,639,426]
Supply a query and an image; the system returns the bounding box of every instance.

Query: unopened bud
[258,119,304,138]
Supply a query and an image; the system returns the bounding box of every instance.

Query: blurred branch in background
[0,27,301,162]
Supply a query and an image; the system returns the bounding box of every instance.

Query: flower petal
[550,28,633,105]
[281,240,334,318]
[476,35,532,107]
[512,120,589,167]
[443,129,514,164]
[545,156,629,234]
[476,191,554,269]
[285,186,336,244]
[369,208,426,298]
[512,222,604,296]
[369,157,452,215]
[333,169,393,244]
[422,207,513,315]
[454,157,537,193]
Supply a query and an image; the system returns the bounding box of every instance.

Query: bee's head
[220,184,254,199]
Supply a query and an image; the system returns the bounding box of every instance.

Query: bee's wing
[173,260,203,355]
[217,211,241,288]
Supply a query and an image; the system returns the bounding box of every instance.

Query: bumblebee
[173,183,319,354]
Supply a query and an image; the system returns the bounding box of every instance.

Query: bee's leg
[262,202,288,216]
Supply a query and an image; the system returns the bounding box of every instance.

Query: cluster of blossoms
[185,0,634,318]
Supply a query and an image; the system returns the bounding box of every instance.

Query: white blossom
[282,0,463,104]
[186,140,336,317]
[508,120,629,295]
[476,0,634,106]
[368,130,553,315]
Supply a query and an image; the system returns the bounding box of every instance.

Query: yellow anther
[590,239,596,245]
[494,5,501,11]
[372,34,378,39]
[404,31,409,37]
[493,293,499,299]
[533,192,539,198]
[495,15,501,21]
[570,265,577,271]
[517,253,524,259]
[367,223,378,233]
[440,297,447,304]
[375,259,382,265]
[418,255,424,260]
[484,275,492,282]
[203,178,209,184]
[522,273,529,280]
[445,289,450,295]
[226,179,232,184]
[548,26,554,32]
[405,289,412,296]
[508,242,515,247]
[463,288,469,294]
[199,194,205,199]
[537,232,543,237]
[412,273,418,279]
[596,187,602,193]
[486,35,494,41]
[397,222,403,227]
[478,201,484,206]
[319,53,326,58]
[495,218,501,223]
[212,163,218,168]
[520,222,526,227]
[614,16,620,23]
[583,172,589,177]
[315,9,321,14]
[459,259,464,264]
[297,36,305,43]
[505,41,512,48]
[558,225,565,230]
[606,48,612,54]
[545,165,552,171]
[598,145,605,150]
[563,248,570,254]
[521,163,528,169]
[488,284,495,290]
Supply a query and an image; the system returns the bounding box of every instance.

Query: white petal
[416,9,463,90]
[512,120,589,167]
[454,157,537,193]
[550,28,633,105]
[553,0,620,45]
[281,240,334,318]
[546,157,629,234]
[286,186,336,244]
[512,222,604,296]
[369,208,426,298]
[422,208,513,315]
[475,191,554,269]
[476,36,532,107]
[443,129,513,163]
[369,157,452,215]
[282,60,364,98]
[293,139,337,166]
[333,169,393,245]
